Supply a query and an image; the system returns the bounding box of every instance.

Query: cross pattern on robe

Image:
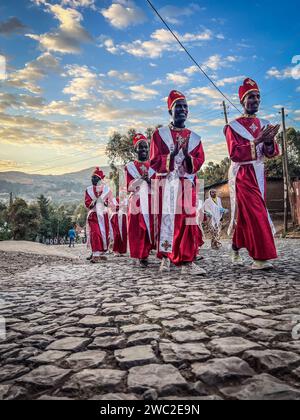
[162,240,172,252]
[177,135,187,147]
[250,123,258,133]
[140,165,148,174]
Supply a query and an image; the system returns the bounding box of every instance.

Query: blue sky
[0,0,299,174]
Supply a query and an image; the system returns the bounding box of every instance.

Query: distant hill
[0,166,111,204]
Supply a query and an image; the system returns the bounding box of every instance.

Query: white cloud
[216,75,245,87]
[129,85,159,101]
[204,142,228,163]
[100,89,128,101]
[63,65,99,101]
[61,0,96,8]
[83,102,158,122]
[208,118,226,127]
[158,4,204,25]
[184,56,239,79]
[102,38,119,54]
[62,65,132,102]
[26,4,92,54]
[0,54,7,81]
[0,92,45,111]
[189,86,223,100]
[0,160,32,171]
[188,98,206,107]
[202,55,238,72]
[0,111,94,150]
[261,113,277,121]
[107,70,139,82]
[102,28,215,59]
[204,55,220,71]
[38,100,78,116]
[7,53,60,94]
[101,0,146,29]
[184,66,199,76]
[151,79,163,86]
[166,73,190,86]
[267,65,300,80]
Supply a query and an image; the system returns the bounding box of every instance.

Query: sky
[0,0,299,175]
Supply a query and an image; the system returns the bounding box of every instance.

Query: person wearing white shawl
[203,189,228,249]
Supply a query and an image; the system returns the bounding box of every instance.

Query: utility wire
[145,0,242,114]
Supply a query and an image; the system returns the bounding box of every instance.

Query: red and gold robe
[110,212,128,255]
[85,184,112,255]
[225,116,280,261]
[125,160,155,260]
[150,125,205,266]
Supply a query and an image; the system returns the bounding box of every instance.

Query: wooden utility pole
[222,101,229,124]
[281,107,295,228]
[9,192,13,208]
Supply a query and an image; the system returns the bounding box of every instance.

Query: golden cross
[162,241,172,252]
[177,135,186,147]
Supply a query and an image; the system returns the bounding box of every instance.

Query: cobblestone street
[0,240,300,400]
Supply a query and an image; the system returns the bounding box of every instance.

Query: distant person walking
[68,227,76,248]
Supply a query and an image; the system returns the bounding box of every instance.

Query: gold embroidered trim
[242,114,257,118]
[250,141,257,160]
[169,123,186,132]
[166,154,171,172]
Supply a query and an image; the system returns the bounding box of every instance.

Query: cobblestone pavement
[0,240,300,400]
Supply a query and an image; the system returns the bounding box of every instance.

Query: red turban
[168,90,186,111]
[92,167,105,180]
[239,78,260,102]
[133,133,148,149]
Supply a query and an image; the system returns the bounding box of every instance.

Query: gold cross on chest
[176,135,187,147]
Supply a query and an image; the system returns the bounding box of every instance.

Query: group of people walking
[84,78,280,274]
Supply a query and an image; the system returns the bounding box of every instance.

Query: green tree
[265,128,300,179]
[106,129,137,168]
[37,195,50,219]
[8,198,40,240]
[48,205,73,239]
[37,194,52,239]
[199,157,231,186]
[73,203,88,227]
[106,127,161,195]
[0,202,12,241]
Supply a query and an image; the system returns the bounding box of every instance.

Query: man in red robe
[125,134,155,268]
[224,78,280,270]
[150,90,206,275]
[110,198,128,256]
[85,167,113,263]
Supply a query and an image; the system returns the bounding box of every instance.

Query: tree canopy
[106,127,157,194]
